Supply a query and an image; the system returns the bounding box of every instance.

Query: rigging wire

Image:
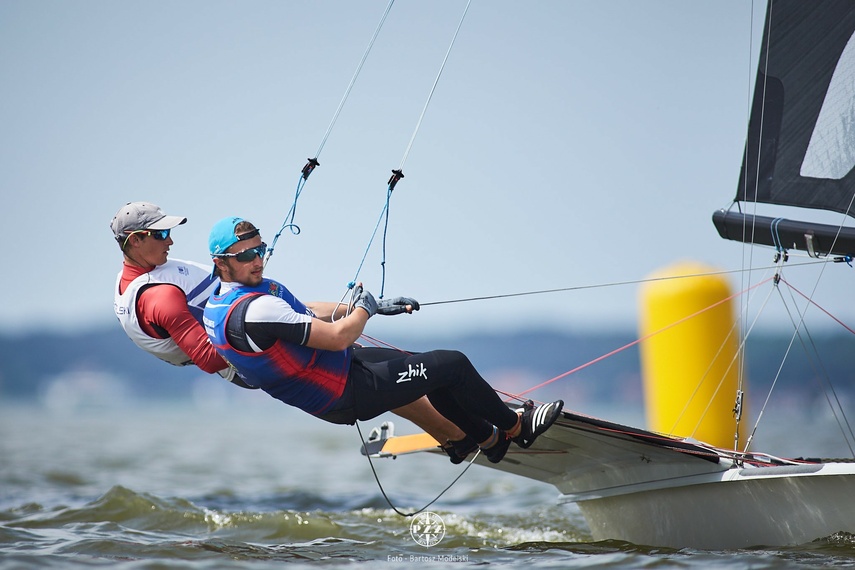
[416,260,828,308]
[314,0,396,161]
[347,0,472,298]
[680,274,779,443]
[743,282,830,454]
[354,420,480,517]
[781,294,855,457]
[778,277,855,452]
[396,0,471,173]
[783,276,855,336]
[512,277,776,400]
[264,0,397,267]
[741,276,855,457]
[737,0,767,452]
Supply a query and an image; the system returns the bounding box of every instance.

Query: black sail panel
[736,0,855,216]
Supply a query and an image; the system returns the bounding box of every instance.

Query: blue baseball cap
[209,216,247,256]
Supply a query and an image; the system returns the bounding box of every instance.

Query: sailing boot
[512,399,564,449]
[480,427,513,463]
[441,435,479,464]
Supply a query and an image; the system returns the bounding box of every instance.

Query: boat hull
[470,411,855,549]
[365,410,855,548]
[575,463,855,549]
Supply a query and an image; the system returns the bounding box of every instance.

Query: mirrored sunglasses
[147,229,171,240]
[218,242,267,263]
[122,228,170,249]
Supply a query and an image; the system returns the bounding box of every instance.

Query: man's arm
[304,301,349,322]
[305,310,369,351]
[137,284,229,374]
[242,294,371,353]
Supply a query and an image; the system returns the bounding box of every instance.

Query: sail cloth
[740,0,855,212]
[714,0,855,257]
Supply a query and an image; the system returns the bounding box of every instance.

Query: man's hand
[353,285,378,317]
[377,296,420,316]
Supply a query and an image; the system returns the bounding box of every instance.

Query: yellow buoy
[638,261,744,449]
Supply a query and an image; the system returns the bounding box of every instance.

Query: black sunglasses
[217,242,267,262]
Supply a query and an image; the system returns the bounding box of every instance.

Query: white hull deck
[468,410,855,549]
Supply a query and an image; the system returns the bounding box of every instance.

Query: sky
[3,0,854,340]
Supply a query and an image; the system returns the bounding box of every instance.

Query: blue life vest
[204,279,351,416]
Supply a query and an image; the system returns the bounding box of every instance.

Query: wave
[1,484,582,548]
[6,485,855,569]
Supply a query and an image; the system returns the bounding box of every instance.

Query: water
[3,391,855,569]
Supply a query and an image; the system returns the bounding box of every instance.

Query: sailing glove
[377,297,420,316]
[353,286,378,317]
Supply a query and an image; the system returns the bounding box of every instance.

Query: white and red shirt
[114,259,228,374]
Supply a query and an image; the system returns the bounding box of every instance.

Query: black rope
[354,421,478,517]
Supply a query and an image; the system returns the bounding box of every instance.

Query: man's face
[218,233,265,287]
[124,228,173,267]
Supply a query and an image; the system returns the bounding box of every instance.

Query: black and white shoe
[512,399,564,449]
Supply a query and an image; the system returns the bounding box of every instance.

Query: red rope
[778,276,855,335]
[358,333,413,354]
[514,276,775,399]
[359,275,786,403]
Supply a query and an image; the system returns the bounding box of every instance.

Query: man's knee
[431,349,469,363]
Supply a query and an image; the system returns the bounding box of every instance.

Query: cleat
[441,435,479,464]
[513,399,564,449]
[480,428,512,464]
